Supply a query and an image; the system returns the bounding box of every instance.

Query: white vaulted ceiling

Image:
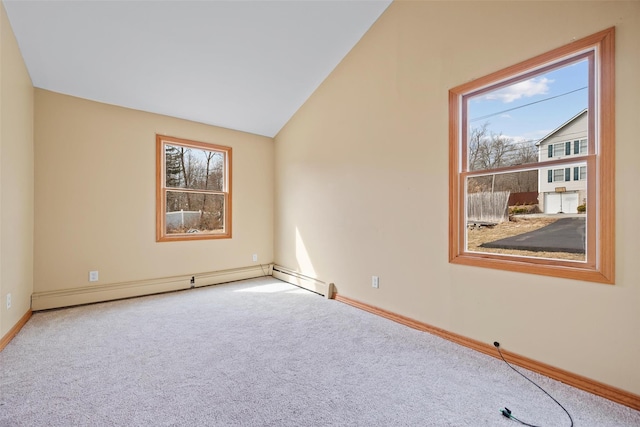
[3,0,391,137]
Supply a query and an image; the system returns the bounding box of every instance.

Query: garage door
[544,192,579,214]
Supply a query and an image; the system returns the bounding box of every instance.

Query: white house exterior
[536,110,587,214]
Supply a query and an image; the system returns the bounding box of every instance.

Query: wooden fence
[467,191,510,224]
[508,191,538,206]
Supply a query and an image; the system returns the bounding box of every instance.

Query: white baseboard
[271,265,334,298]
[31,264,272,311]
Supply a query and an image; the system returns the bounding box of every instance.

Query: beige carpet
[1,277,638,426]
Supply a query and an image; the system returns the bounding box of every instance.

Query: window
[553,168,567,182]
[548,141,573,158]
[449,28,614,284]
[574,139,588,155]
[156,135,232,242]
[547,168,572,183]
[554,142,565,157]
[574,166,587,181]
[548,139,588,158]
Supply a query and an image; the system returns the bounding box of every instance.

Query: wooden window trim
[156,135,232,242]
[448,27,615,284]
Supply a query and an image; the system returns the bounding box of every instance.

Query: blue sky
[467,59,588,144]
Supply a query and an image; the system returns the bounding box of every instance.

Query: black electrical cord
[494,342,574,427]
[500,407,539,427]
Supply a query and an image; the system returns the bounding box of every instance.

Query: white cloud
[484,77,553,103]
[505,129,553,144]
[507,135,528,143]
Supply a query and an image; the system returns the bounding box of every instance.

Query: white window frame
[553,169,565,182]
[553,142,566,158]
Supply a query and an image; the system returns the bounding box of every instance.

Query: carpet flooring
[1,277,638,426]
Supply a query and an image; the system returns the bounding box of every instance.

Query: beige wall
[274,1,640,395]
[0,3,34,338]
[34,90,274,305]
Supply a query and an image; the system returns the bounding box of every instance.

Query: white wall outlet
[252,254,258,262]
[89,271,99,282]
[6,293,11,309]
[372,276,380,289]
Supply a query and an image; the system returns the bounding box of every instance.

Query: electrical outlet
[190,276,195,287]
[6,293,11,309]
[372,276,379,289]
[252,254,258,262]
[89,271,99,282]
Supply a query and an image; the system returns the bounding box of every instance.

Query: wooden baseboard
[334,293,640,411]
[0,309,32,352]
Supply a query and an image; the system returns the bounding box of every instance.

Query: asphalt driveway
[481,217,586,254]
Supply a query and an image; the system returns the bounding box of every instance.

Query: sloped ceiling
[3,0,391,137]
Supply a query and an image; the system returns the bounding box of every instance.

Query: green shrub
[577,204,586,213]
[510,207,528,215]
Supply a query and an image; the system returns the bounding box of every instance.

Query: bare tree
[198,150,216,229]
[468,122,539,194]
[514,141,538,165]
[468,122,488,171]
